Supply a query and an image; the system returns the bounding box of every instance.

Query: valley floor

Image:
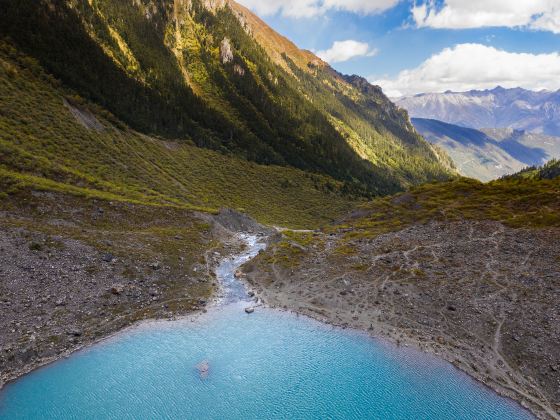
[2,191,559,420]
[244,220,560,420]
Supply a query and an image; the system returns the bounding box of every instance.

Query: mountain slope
[0,0,453,195]
[0,40,357,228]
[0,24,365,388]
[397,87,560,137]
[412,118,560,181]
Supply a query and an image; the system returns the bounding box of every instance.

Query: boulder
[68,329,82,337]
[245,307,255,314]
[110,284,125,295]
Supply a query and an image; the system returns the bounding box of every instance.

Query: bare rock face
[63,99,105,132]
[220,38,234,64]
[203,0,226,12]
[233,64,245,76]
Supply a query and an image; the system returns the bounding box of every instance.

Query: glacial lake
[0,236,532,419]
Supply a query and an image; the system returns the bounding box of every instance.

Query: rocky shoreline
[243,220,560,420]
[246,299,546,418]
[0,193,266,392]
[0,229,223,391]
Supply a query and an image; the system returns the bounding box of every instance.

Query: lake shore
[0,205,269,392]
[243,220,560,420]
[3,216,558,420]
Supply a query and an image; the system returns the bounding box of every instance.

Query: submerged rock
[196,360,209,379]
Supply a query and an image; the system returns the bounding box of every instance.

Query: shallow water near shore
[0,235,532,419]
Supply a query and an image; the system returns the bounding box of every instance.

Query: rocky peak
[342,75,384,98]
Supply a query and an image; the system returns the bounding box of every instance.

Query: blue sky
[236,0,560,96]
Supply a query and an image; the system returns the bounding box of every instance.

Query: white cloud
[236,0,399,18]
[323,0,400,15]
[316,40,377,63]
[371,43,560,97]
[412,0,560,33]
[235,0,319,18]
[532,7,560,33]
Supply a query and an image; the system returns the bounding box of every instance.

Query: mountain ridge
[397,86,560,137]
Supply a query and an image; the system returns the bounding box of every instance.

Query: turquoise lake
[0,236,532,419]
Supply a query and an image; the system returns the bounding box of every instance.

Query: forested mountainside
[0,39,361,229]
[534,159,560,179]
[509,159,560,181]
[0,0,454,196]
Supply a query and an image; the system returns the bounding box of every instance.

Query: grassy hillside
[0,40,358,229]
[264,175,560,269]
[331,177,560,241]
[0,0,454,196]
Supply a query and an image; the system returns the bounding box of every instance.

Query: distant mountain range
[412,118,560,181]
[395,87,560,180]
[397,87,560,137]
